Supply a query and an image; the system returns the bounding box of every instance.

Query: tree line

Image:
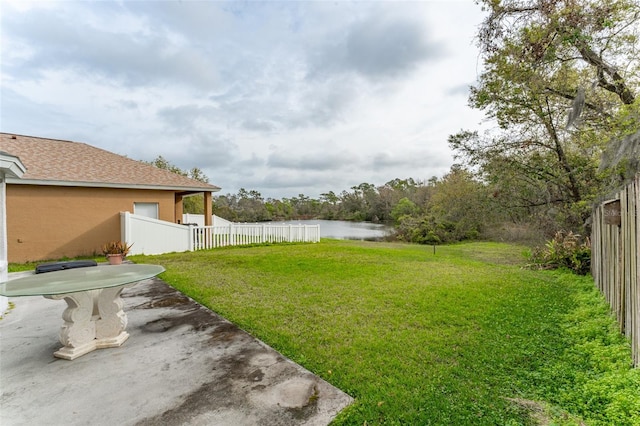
[149,155,518,245]
[210,168,534,245]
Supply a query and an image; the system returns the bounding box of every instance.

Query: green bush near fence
[528,231,592,275]
[129,240,640,425]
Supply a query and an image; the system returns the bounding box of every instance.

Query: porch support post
[174,193,184,224]
[0,152,26,316]
[204,192,213,226]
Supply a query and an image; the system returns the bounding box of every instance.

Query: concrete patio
[0,274,353,425]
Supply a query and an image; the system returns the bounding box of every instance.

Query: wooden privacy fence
[591,174,640,366]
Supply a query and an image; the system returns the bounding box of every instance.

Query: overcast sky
[1,0,487,199]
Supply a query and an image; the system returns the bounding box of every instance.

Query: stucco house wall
[7,185,179,262]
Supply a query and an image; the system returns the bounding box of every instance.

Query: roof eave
[5,178,221,193]
[0,153,27,179]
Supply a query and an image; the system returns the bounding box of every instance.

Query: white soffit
[0,153,27,179]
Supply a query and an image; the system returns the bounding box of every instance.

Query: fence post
[188,224,194,251]
[120,211,131,244]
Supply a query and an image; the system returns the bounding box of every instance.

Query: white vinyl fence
[192,223,320,250]
[121,212,320,256]
[121,212,192,255]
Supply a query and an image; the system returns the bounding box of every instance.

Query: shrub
[390,197,421,224]
[528,231,591,275]
[393,215,480,245]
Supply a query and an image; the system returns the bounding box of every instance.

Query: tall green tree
[147,156,209,183]
[393,166,495,244]
[213,194,239,221]
[237,188,271,222]
[451,0,640,235]
[319,191,340,219]
[428,165,494,239]
[390,197,421,224]
[478,0,638,108]
[146,155,210,214]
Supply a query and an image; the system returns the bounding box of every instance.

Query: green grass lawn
[17,240,638,425]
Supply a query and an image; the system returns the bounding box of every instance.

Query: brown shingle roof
[0,133,220,192]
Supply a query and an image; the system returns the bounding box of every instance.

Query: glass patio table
[0,264,165,360]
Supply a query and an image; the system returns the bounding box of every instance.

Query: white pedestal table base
[45,283,134,360]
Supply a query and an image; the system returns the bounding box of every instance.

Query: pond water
[273,219,394,241]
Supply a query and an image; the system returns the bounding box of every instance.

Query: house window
[134,202,159,219]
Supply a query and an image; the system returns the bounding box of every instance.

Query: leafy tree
[267,198,295,220]
[319,191,340,219]
[287,193,318,218]
[339,183,379,221]
[147,155,187,176]
[213,194,239,222]
[392,166,496,244]
[390,197,421,224]
[478,0,638,107]
[145,155,210,214]
[188,167,209,183]
[451,0,640,235]
[376,179,426,222]
[427,165,493,240]
[147,156,209,183]
[237,188,271,222]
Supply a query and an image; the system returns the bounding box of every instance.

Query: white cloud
[0,0,486,199]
